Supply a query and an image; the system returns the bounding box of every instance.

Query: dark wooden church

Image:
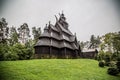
[34,13,81,59]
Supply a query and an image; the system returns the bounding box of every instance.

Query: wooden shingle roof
[35,13,80,50]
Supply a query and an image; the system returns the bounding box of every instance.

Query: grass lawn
[0,59,120,80]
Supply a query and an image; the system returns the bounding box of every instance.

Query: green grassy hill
[0,59,120,80]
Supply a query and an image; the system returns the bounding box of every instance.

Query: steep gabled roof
[35,38,51,46]
[35,13,80,50]
[49,24,59,32]
[35,38,78,50]
[40,31,50,38]
[57,22,73,36]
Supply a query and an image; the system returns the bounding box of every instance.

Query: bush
[107,67,119,75]
[111,52,118,61]
[0,43,9,60]
[105,62,110,66]
[108,61,116,67]
[12,43,33,60]
[4,52,18,61]
[98,50,105,61]
[99,61,105,67]
[104,53,111,66]
[116,61,120,72]
[0,42,34,61]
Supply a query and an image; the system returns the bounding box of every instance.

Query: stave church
[34,12,81,59]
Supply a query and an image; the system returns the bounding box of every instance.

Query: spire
[58,11,68,30]
[60,11,66,20]
[44,24,48,30]
[48,21,51,31]
[58,11,66,20]
[74,33,78,42]
[49,21,51,25]
[74,33,76,37]
[44,24,48,32]
[48,21,51,28]
[61,10,64,17]
[62,10,64,14]
[46,24,47,27]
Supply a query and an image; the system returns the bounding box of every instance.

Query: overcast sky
[0,0,120,41]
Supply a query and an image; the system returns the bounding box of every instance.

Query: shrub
[108,61,116,67]
[98,50,105,61]
[116,61,120,72]
[105,62,110,66]
[4,52,18,61]
[111,52,118,61]
[104,54,111,66]
[0,43,9,60]
[107,67,119,75]
[99,61,105,67]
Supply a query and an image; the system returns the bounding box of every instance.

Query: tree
[0,18,10,60]
[89,35,101,49]
[112,32,120,53]
[32,27,41,43]
[25,39,34,58]
[18,23,30,44]
[80,41,84,51]
[98,50,105,61]
[111,32,120,63]
[9,26,18,45]
[94,31,120,75]
[96,36,101,46]
[0,18,36,60]
[90,35,95,45]
[0,43,9,60]
[98,33,116,61]
[103,33,115,52]
[4,45,19,60]
[0,18,9,43]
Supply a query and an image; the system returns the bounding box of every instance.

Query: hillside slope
[0,59,120,80]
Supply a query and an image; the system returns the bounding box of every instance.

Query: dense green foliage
[0,43,34,61]
[32,27,41,43]
[0,43,9,60]
[0,18,40,61]
[80,35,101,50]
[99,61,105,67]
[107,67,119,75]
[97,32,120,75]
[0,59,120,80]
[90,35,101,49]
[98,32,120,62]
[116,61,120,72]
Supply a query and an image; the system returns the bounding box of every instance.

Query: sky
[0,0,120,41]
